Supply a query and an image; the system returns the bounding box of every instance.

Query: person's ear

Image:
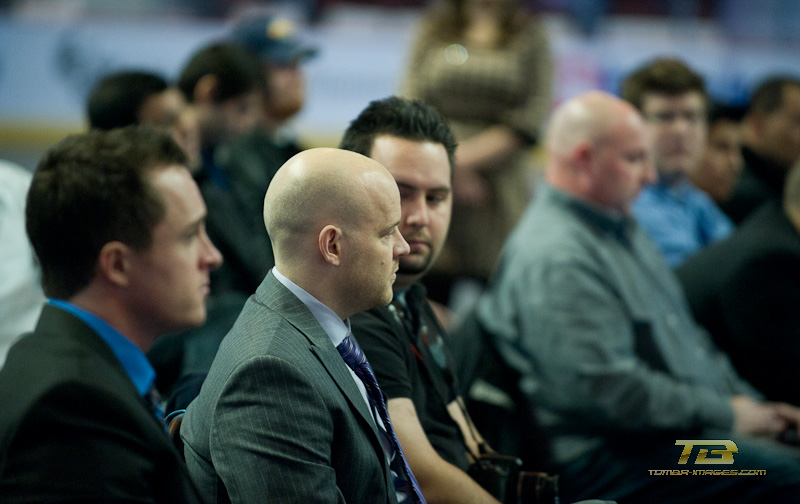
[319,225,343,266]
[745,113,765,141]
[573,141,594,173]
[193,74,219,104]
[97,241,132,287]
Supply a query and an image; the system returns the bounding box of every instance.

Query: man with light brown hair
[622,57,733,267]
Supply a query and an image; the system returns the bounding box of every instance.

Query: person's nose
[642,158,658,185]
[404,194,429,228]
[201,230,223,271]
[394,229,410,258]
[673,117,692,135]
[669,112,700,136]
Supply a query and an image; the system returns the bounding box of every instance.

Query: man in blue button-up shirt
[622,57,733,267]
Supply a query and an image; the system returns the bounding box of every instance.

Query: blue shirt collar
[651,175,695,199]
[48,299,156,396]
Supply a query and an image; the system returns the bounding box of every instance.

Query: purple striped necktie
[337,334,427,504]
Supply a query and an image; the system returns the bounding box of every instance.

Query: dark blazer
[0,305,202,503]
[181,272,398,504]
[196,168,273,298]
[196,129,289,298]
[720,146,787,224]
[676,200,800,404]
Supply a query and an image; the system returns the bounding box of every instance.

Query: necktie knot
[337,335,386,407]
[337,334,368,369]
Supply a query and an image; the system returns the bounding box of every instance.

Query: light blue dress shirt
[48,298,155,396]
[633,178,733,267]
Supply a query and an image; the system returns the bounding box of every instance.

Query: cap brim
[267,45,318,65]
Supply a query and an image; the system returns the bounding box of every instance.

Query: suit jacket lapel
[255,273,386,447]
[36,306,168,432]
[36,306,139,393]
[27,305,201,501]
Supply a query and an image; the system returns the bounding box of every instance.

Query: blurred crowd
[3,1,800,503]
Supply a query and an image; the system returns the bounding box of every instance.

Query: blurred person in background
[622,57,733,267]
[198,13,319,286]
[401,0,553,317]
[687,102,745,205]
[176,41,268,298]
[149,42,267,399]
[722,76,800,223]
[177,42,263,185]
[228,13,317,164]
[0,161,45,370]
[678,159,800,406]
[87,70,201,171]
[471,91,800,504]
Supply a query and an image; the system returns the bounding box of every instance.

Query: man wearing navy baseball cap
[232,14,318,66]
[230,14,317,136]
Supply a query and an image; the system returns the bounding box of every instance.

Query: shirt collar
[543,183,636,242]
[650,175,694,199]
[271,267,351,346]
[393,282,426,311]
[47,299,155,396]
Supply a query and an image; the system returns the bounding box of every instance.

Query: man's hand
[774,403,800,434]
[730,395,787,436]
[388,397,501,504]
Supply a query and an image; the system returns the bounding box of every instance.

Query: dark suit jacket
[0,305,202,503]
[720,146,787,224]
[199,129,302,298]
[181,272,398,504]
[676,200,800,404]
[196,169,273,298]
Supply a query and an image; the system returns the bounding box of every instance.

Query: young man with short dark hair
[0,126,222,502]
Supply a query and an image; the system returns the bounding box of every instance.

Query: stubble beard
[398,252,432,278]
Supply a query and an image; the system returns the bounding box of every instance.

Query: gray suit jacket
[181,272,398,504]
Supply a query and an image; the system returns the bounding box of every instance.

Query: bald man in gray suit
[181,148,412,503]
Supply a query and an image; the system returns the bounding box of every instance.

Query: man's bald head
[545,91,654,214]
[265,148,389,254]
[546,91,634,159]
[263,147,409,318]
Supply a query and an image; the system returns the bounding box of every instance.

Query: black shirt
[351,283,471,471]
[721,146,788,224]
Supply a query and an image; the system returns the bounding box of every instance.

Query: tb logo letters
[675,440,738,465]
